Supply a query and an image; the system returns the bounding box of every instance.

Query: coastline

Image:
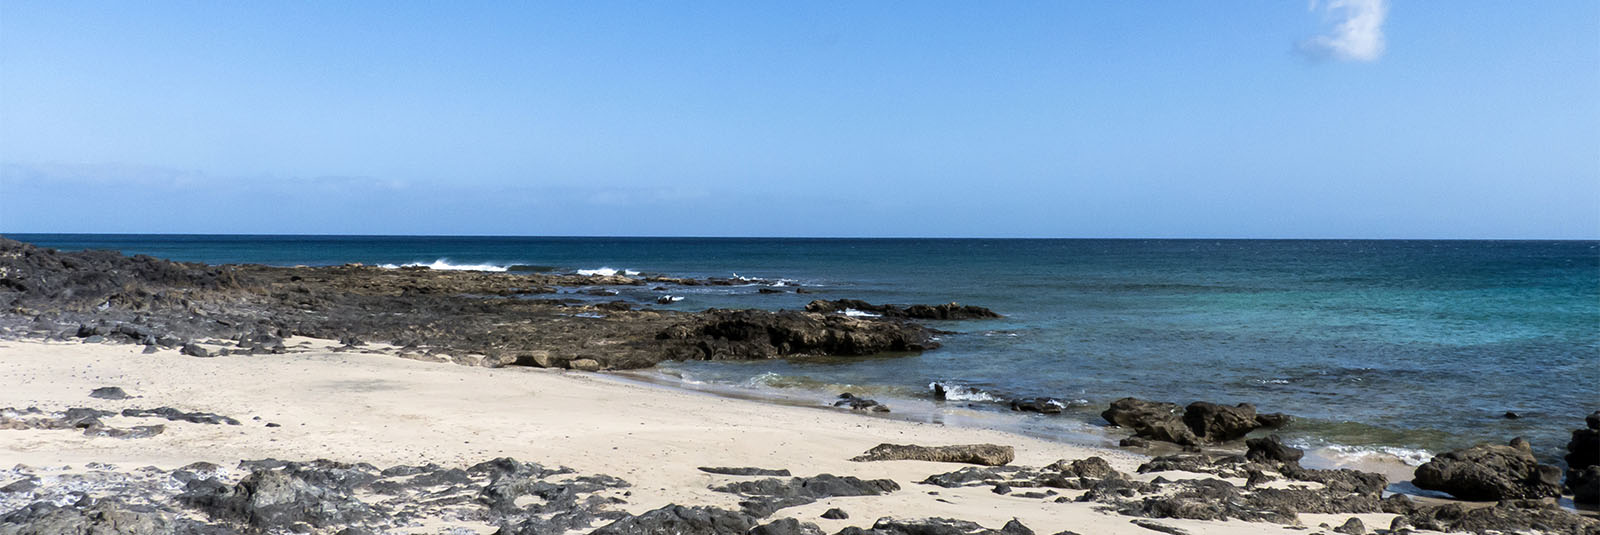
[0,337,1347,534]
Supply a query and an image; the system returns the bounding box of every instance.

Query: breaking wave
[577,267,641,277]
[378,259,509,272]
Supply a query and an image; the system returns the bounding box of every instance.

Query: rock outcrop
[804,299,1001,320]
[1567,410,1600,504]
[1101,398,1290,446]
[850,444,1014,466]
[1412,438,1562,501]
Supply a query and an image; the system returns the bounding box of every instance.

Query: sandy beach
[0,337,1413,534]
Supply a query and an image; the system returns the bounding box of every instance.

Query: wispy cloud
[1298,0,1388,62]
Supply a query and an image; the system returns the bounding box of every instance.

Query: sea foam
[577,267,641,277]
[379,259,509,272]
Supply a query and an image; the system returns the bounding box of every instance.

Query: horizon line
[3,231,1596,242]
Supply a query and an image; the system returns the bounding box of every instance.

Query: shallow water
[11,234,1597,466]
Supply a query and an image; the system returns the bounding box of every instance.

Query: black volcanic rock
[804,299,1001,320]
[1412,439,1562,501]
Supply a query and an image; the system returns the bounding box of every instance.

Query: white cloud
[1299,0,1388,62]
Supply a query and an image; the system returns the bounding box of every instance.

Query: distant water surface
[11,234,1598,466]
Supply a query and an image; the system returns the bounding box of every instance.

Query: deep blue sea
[10,234,1598,468]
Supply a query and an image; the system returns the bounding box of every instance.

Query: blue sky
[1,1,1596,238]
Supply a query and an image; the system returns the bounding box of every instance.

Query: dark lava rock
[1045,457,1121,480]
[804,299,1002,320]
[1128,520,1189,535]
[1103,397,1288,446]
[1403,499,1599,535]
[83,424,165,439]
[1244,435,1303,464]
[1010,398,1063,414]
[698,466,793,477]
[838,517,1030,535]
[1332,517,1365,535]
[1101,398,1198,446]
[179,460,381,530]
[88,386,131,400]
[122,407,240,425]
[180,343,210,358]
[589,505,757,535]
[1119,437,1150,448]
[1181,401,1261,443]
[851,444,1014,466]
[1412,439,1562,500]
[821,508,849,520]
[657,309,939,361]
[834,393,891,413]
[749,518,824,535]
[0,499,183,535]
[713,474,899,516]
[1567,410,1600,504]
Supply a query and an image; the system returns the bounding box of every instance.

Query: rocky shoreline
[1,237,1597,534]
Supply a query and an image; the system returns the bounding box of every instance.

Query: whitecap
[378,259,509,272]
[577,267,641,277]
[841,308,881,318]
[929,381,1001,402]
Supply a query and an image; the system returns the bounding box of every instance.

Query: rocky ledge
[0,237,975,371]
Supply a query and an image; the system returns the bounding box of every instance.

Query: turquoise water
[10,234,1598,465]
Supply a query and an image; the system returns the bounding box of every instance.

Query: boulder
[657,309,938,361]
[851,444,1014,466]
[1245,435,1304,464]
[1412,439,1562,500]
[589,505,756,535]
[88,387,131,400]
[1567,410,1600,504]
[567,358,603,372]
[1182,402,1259,442]
[1101,398,1199,446]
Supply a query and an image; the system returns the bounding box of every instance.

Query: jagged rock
[1568,410,1600,504]
[839,517,1027,535]
[122,407,240,425]
[1403,499,1600,535]
[589,505,757,535]
[1101,398,1198,446]
[1045,457,1120,479]
[1412,439,1562,500]
[851,444,1014,466]
[658,309,939,361]
[1009,398,1063,414]
[749,518,824,535]
[180,343,210,358]
[699,467,792,477]
[834,393,890,413]
[88,386,131,400]
[1103,398,1287,446]
[1332,517,1365,534]
[1244,435,1303,464]
[804,300,1001,320]
[0,499,179,535]
[1181,401,1260,442]
[821,508,849,520]
[179,461,381,530]
[713,474,899,517]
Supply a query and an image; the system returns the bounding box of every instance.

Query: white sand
[0,338,1398,534]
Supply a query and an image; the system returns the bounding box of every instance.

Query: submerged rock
[851,444,1015,466]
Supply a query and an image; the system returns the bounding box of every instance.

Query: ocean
[10,234,1597,468]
